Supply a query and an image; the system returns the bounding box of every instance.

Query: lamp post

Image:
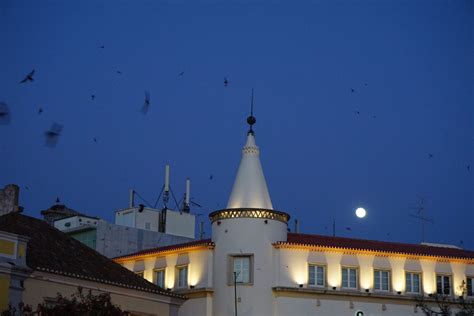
[234,271,238,316]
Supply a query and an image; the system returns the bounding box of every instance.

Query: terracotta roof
[276,233,474,260]
[114,239,214,260]
[0,212,184,299]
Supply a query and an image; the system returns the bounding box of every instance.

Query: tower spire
[226,91,273,210]
[247,89,256,134]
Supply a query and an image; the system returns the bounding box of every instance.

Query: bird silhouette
[224,78,228,87]
[100,45,104,49]
[351,88,355,93]
[179,72,184,76]
[345,227,352,231]
[20,69,35,83]
[467,165,470,171]
[93,137,97,143]
[141,91,151,114]
[0,102,11,124]
[56,197,60,203]
[372,115,377,119]
[38,108,43,115]
[354,111,360,115]
[25,186,29,190]
[116,70,122,75]
[91,94,95,101]
[428,154,434,159]
[44,122,63,147]
[209,174,214,180]
[364,83,368,86]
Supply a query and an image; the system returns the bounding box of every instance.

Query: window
[135,271,144,278]
[229,255,253,285]
[405,272,421,294]
[436,275,451,295]
[177,266,188,288]
[467,277,473,297]
[154,269,165,288]
[341,267,358,289]
[308,264,325,287]
[233,256,250,283]
[374,270,390,292]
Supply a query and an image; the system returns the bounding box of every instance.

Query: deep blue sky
[1,1,473,249]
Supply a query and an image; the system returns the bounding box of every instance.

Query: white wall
[54,216,100,231]
[178,296,212,316]
[165,210,195,239]
[212,216,287,316]
[275,296,420,316]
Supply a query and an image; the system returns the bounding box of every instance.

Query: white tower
[210,95,290,316]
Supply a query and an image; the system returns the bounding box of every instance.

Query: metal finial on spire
[247,89,256,134]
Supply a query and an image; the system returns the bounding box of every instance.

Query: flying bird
[44,122,63,147]
[351,88,355,93]
[364,83,368,86]
[93,137,97,143]
[372,115,377,119]
[209,174,214,180]
[345,227,352,231]
[91,94,95,101]
[0,102,11,124]
[38,108,43,115]
[224,78,229,87]
[20,69,35,83]
[100,45,104,49]
[116,70,122,75]
[141,91,151,114]
[467,165,470,171]
[428,154,434,159]
[179,71,184,76]
[354,111,360,115]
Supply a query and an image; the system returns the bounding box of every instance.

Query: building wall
[95,222,193,258]
[22,272,183,316]
[212,216,287,316]
[276,247,473,296]
[274,294,421,316]
[178,296,212,316]
[122,248,213,290]
[54,216,100,231]
[165,210,195,239]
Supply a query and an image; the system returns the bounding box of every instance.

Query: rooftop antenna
[163,164,170,207]
[182,178,191,213]
[247,88,256,135]
[409,196,434,242]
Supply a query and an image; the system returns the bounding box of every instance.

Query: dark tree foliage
[1,287,129,316]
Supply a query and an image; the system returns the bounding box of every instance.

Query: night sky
[1,1,472,249]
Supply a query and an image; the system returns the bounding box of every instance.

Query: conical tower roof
[226,130,273,210]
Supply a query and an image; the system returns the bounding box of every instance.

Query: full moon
[355,207,367,218]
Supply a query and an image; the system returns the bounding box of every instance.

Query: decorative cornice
[209,208,290,224]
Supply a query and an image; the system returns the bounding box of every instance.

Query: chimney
[0,184,22,216]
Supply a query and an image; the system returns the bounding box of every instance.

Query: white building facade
[115,121,474,316]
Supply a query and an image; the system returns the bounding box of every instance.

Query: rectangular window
[436,275,451,295]
[341,267,358,289]
[374,270,390,291]
[308,264,325,287]
[154,269,165,288]
[177,266,188,288]
[467,277,473,297]
[405,272,421,294]
[135,271,144,278]
[233,256,250,283]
